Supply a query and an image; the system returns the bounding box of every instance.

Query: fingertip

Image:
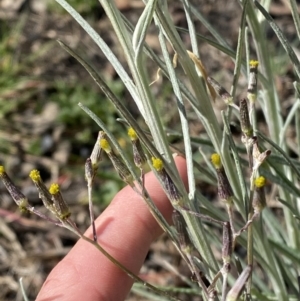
[173,155,188,188]
[36,156,187,301]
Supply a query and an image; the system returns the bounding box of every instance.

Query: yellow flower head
[49,183,60,195]
[254,176,266,188]
[211,153,222,169]
[100,138,111,153]
[29,169,41,182]
[249,60,259,68]
[0,166,5,176]
[128,127,138,141]
[152,157,164,172]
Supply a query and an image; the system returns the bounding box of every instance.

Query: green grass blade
[254,0,300,79]
[258,132,300,180]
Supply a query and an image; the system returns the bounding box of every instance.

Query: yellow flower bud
[29,169,41,183]
[249,60,259,68]
[211,153,222,169]
[0,166,5,175]
[152,157,164,172]
[49,183,70,220]
[100,138,111,153]
[254,176,266,188]
[128,127,138,141]
[49,183,60,195]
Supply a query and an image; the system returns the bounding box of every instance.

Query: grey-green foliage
[55,0,300,300]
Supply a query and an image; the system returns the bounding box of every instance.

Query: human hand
[36,156,187,301]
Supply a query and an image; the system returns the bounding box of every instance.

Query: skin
[36,156,187,301]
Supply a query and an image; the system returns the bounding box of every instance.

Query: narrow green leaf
[289,0,300,42]
[254,0,300,79]
[280,99,300,146]
[132,0,157,57]
[269,239,300,262]
[258,132,300,179]
[261,165,300,198]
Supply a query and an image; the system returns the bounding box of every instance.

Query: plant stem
[80,234,183,301]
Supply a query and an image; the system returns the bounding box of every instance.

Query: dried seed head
[128,127,146,168]
[85,158,94,185]
[217,169,234,204]
[247,60,259,103]
[226,265,252,301]
[90,131,102,169]
[98,132,133,185]
[162,170,183,206]
[0,166,29,211]
[29,169,55,213]
[211,155,233,203]
[252,142,271,171]
[152,157,183,205]
[173,52,178,68]
[187,50,217,101]
[108,152,133,186]
[207,76,233,105]
[132,140,146,168]
[239,98,253,138]
[253,176,267,213]
[49,183,71,220]
[172,210,192,254]
[222,221,232,265]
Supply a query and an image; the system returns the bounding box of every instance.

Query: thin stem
[185,252,209,298]
[245,166,257,295]
[246,216,254,295]
[234,212,259,239]
[208,270,222,293]
[87,183,97,242]
[180,206,225,226]
[19,278,29,301]
[221,272,228,301]
[28,206,63,226]
[222,110,249,221]
[226,203,236,235]
[80,234,183,301]
[65,218,83,237]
